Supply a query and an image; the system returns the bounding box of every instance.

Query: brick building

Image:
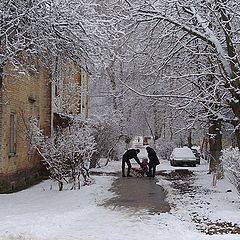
[0,57,89,193]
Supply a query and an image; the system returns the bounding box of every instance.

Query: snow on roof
[191,145,200,150]
[172,147,195,158]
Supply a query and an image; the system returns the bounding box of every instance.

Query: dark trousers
[122,158,131,177]
[148,165,156,177]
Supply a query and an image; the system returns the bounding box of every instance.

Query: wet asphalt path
[104,175,170,214]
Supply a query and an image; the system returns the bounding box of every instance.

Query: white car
[170,147,197,167]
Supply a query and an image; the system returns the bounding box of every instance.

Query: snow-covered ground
[0,156,239,240]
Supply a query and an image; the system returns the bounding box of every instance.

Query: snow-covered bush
[27,118,96,191]
[40,135,69,191]
[46,120,95,190]
[65,120,96,189]
[221,147,240,194]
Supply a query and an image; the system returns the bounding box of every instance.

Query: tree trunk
[58,181,63,191]
[208,119,223,177]
[235,128,240,150]
[187,129,193,148]
[77,174,81,190]
[90,152,100,169]
[0,65,3,89]
[201,136,209,160]
[217,1,240,149]
[144,112,155,144]
[229,102,240,149]
[153,102,163,141]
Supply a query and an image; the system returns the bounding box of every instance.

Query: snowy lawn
[0,159,239,240]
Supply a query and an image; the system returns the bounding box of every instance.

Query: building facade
[0,57,89,193]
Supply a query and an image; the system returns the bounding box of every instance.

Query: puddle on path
[103,176,170,214]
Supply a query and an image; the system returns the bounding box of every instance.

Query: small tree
[41,135,70,191]
[27,117,96,191]
[64,120,96,190]
[89,114,123,168]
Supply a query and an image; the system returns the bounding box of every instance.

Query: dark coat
[122,149,141,165]
[146,147,160,167]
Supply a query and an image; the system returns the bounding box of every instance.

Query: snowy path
[103,176,170,213]
[0,158,239,240]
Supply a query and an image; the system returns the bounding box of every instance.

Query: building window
[9,113,16,155]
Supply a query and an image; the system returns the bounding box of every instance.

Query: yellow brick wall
[52,57,89,118]
[63,59,81,115]
[0,63,51,175]
[0,57,89,192]
[80,69,89,118]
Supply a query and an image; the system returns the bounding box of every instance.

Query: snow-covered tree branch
[27,117,96,191]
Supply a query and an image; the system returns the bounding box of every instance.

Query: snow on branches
[27,117,96,191]
[25,117,44,154]
[221,147,240,195]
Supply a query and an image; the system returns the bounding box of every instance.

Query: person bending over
[122,149,142,177]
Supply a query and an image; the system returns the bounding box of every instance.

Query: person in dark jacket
[122,149,142,177]
[146,146,160,177]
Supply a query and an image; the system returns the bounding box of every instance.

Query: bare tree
[95,1,239,175]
